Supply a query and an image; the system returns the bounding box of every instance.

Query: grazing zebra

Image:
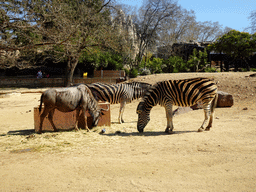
[88,82,151,124]
[136,77,218,133]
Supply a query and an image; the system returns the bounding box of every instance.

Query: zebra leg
[164,103,174,134]
[118,101,126,124]
[205,94,218,131]
[198,104,211,132]
[48,109,58,132]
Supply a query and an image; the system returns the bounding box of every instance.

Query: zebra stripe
[88,82,151,123]
[137,77,218,133]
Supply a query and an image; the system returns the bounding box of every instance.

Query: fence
[0,70,126,88]
[94,70,125,78]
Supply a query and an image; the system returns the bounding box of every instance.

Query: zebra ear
[136,102,144,114]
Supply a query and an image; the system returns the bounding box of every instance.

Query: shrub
[140,68,151,76]
[204,67,218,72]
[129,68,139,78]
[187,48,208,72]
[163,56,188,73]
[147,57,164,74]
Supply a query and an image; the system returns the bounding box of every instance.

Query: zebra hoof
[198,128,204,132]
[165,129,174,134]
[167,131,175,134]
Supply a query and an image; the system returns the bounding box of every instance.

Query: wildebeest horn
[100,105,109,111]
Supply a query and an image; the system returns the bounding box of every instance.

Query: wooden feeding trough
[34,102,111,132]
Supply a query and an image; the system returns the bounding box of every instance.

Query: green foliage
[204,67,218,72]
[208,30,256,60]
[128,68,139,78]
[163,56,187,73]
[139,68,151,76]
[187,48,208,72]
[147,57,164,74]
[139,54,164,74]
[79,49,123,70]
[241,68,256,72]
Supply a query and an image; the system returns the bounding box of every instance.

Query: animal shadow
[102,130,197,137]
[5,128,76,136]
[6,129,35,136]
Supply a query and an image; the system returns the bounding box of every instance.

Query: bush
[139,68,151,76]
[129,68,138,78]
[139,56,164,74]
[163,56,188,73]
[204,67,218,72]
[147,57,164,74]
[187,48,208,72]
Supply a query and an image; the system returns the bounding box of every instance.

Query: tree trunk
[244,58,250,71]
[64,57,79,87]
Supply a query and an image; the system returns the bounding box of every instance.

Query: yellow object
[83,72,88,78]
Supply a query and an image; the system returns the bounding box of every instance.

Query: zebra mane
[81,85,100,113]
[124,81,152,89]
[142,84,157,101]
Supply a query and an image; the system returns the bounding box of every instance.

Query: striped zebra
[88,82,151,124]
[136,77,218,133]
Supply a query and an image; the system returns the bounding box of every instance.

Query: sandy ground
[0,72,256,192]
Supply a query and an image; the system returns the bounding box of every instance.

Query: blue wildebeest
[137,78,218,133]
[88,82,151,124]
[38,84,108,134]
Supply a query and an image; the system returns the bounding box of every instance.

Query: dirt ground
[0,72,256,192]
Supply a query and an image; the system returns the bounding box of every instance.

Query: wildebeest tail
[39,93,44,113]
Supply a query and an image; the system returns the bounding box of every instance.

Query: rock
[191,91,234,109]
[116,77,127,83]
[191,101,204,110]
[217,91,234,107]
[249,73,256,77]
[174,91,234,116]
[173,107,193,116]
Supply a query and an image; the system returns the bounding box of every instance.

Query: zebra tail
[39,93,44,113]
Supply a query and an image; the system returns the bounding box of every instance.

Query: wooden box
[34,102,110,132]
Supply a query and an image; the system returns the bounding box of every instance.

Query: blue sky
[117,0,256,32]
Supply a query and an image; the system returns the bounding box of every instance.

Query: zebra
[136,77,218,133]
[88,82,151,124]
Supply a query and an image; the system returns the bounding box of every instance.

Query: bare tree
[0,0,117,86]
[133,0,180,65]
[246,10,256,34]
[196,21,223,42]
[158,9,197,46]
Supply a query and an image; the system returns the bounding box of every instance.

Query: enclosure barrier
[0,70,126,88]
